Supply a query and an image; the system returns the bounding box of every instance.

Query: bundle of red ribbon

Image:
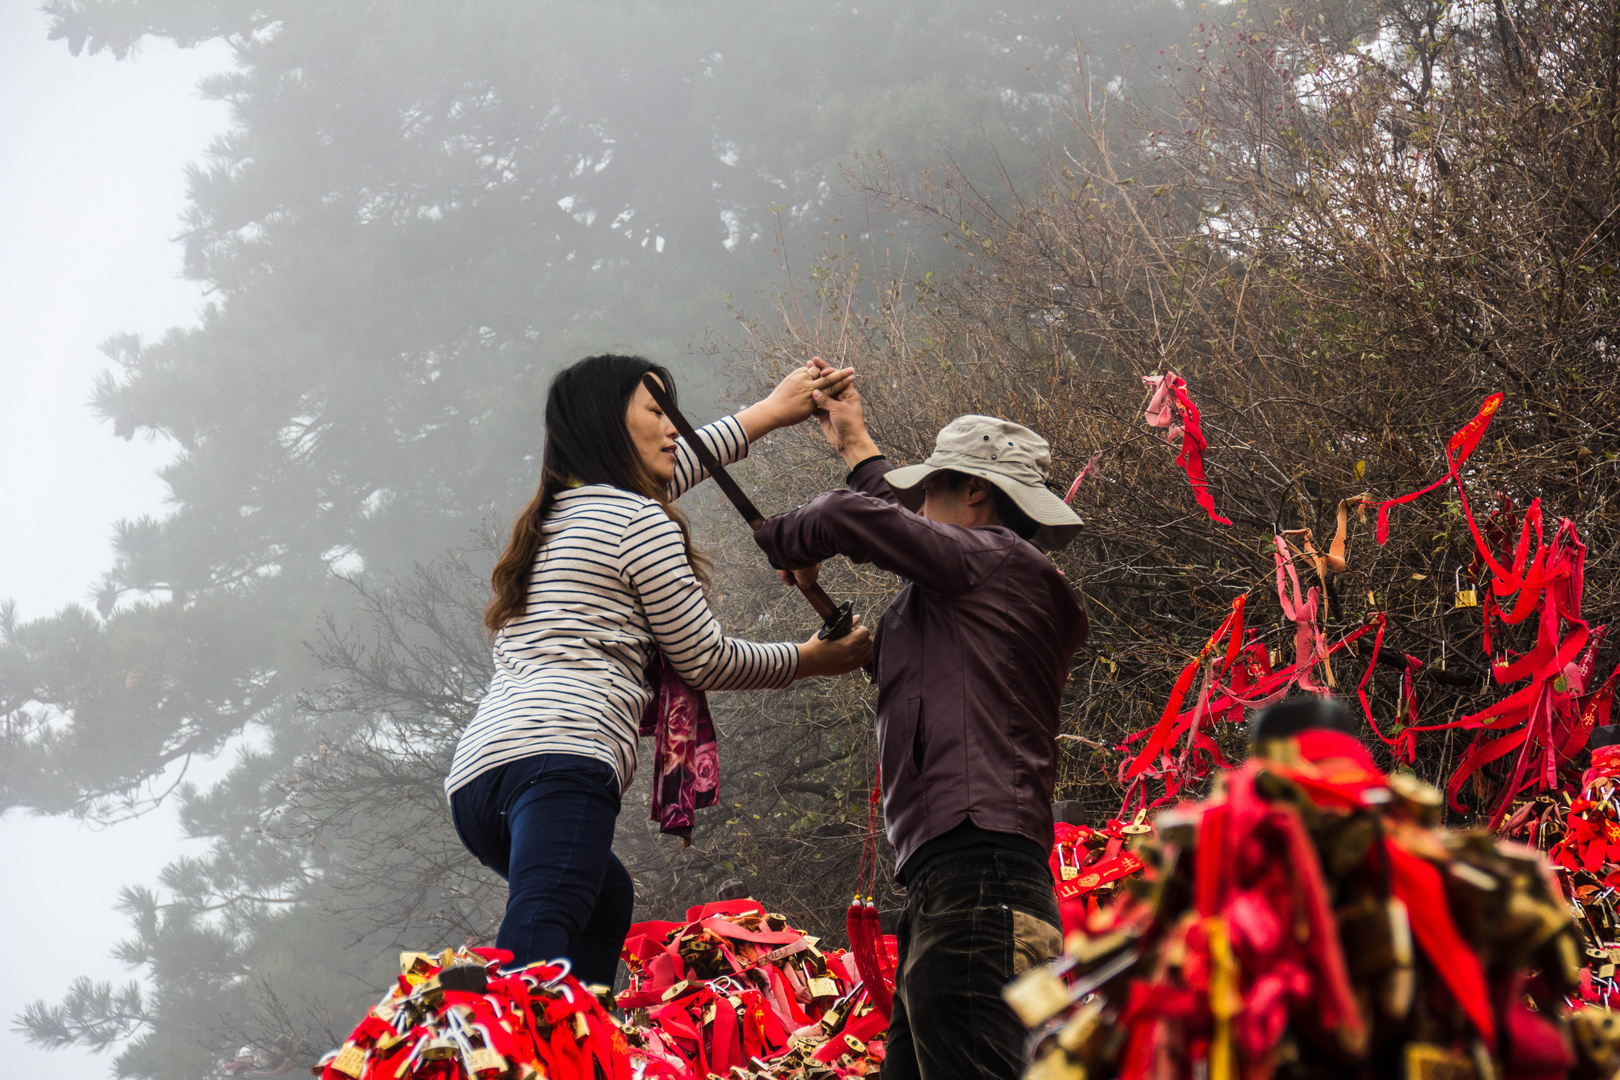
[1008,730,1609,1080]
[1049,820,1150,931]
[1116,583,1393,813]
[311,901,896,1080]
[617,899,889,1079]
[312,947,666,1080]
[1372,396,1620,827]
[1143,372,1231,526]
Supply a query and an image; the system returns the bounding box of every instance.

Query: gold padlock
[1455,569,1479,608]
[1388,773,1444,826]
[1571,1006,1620,1072]
[420,1037,460,1063]
[467,1046,505,1074]
[1027,1048,1089,1080]
[1056,1001,1107,1063]
[399,951,436,976]
[328,1043,367,1078]
[1003,965,1071,1027]
[1404,1041,1478,1080]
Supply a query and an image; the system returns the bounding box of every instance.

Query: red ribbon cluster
[315,949,659,1080]
[1086,746,1555,1080]
[843,901,895,1022]
[618,899,888,1078]
[844,780,897,1020]
[1117,590,1390,810]
[1119,393,1620,825]
[312,903,901,1080]
[1373,396,1620,826]
[1049,821,1148,931]
[1110,761,1375,1076]
[1549,746,1620,888]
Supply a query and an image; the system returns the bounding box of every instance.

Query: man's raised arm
[752,369,991,598]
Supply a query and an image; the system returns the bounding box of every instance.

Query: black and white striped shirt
[445,415,800,797]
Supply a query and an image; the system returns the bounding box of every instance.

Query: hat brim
[883,463,1084,551]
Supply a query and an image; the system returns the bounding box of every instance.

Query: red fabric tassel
[1385,839,1496,1043]
[1143,371,1232,525]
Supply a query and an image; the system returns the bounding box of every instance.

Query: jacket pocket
[881,696,925,793]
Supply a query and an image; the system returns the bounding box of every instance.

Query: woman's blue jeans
[450,753,634,986]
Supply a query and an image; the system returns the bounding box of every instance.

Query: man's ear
[964,478,996,506]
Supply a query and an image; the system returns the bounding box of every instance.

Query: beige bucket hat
[883,415,1083,550]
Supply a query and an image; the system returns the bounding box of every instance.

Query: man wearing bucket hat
[753,365,1088,1080]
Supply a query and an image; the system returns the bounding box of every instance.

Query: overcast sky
[1,8,232,1078]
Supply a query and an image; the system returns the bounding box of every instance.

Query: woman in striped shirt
[447,353,872,985]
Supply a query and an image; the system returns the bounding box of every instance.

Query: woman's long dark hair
[484,353,709,634]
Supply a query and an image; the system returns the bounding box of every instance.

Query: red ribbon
[1384,839,1496,1043]
[1374,393,1503,546]
[1144,372,1232,525]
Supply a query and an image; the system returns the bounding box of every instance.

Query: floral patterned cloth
[639,652,720,845]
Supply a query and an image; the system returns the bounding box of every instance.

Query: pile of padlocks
[1005,707,1620,1080]
[1502,728,1620,1012]
[311,901,890,1080]
[1050,819,1150,928]
[616,899,888,1080]
[312,947,663,1080]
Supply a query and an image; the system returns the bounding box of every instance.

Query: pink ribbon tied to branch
[1274,535,1330,693]
[1143,372,1232,525]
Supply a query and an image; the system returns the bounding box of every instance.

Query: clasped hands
[773,355,881,593]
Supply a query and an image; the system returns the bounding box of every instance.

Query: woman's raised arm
[665,362,854,500]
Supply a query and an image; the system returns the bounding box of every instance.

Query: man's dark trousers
[881,850,1063,1080]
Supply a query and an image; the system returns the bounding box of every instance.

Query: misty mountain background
[2,3,1196,1077]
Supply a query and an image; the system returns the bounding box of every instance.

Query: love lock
[443,1011,505,1077]
[419,1036,460,1063]
[1572,1006,1620,1073]
[325,1041,366,1078]
[1003,965,1071,1028]
[1455,568,1479,608]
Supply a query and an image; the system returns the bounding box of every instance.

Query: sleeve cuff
[725,414,750,461]
[846,454,887,484]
